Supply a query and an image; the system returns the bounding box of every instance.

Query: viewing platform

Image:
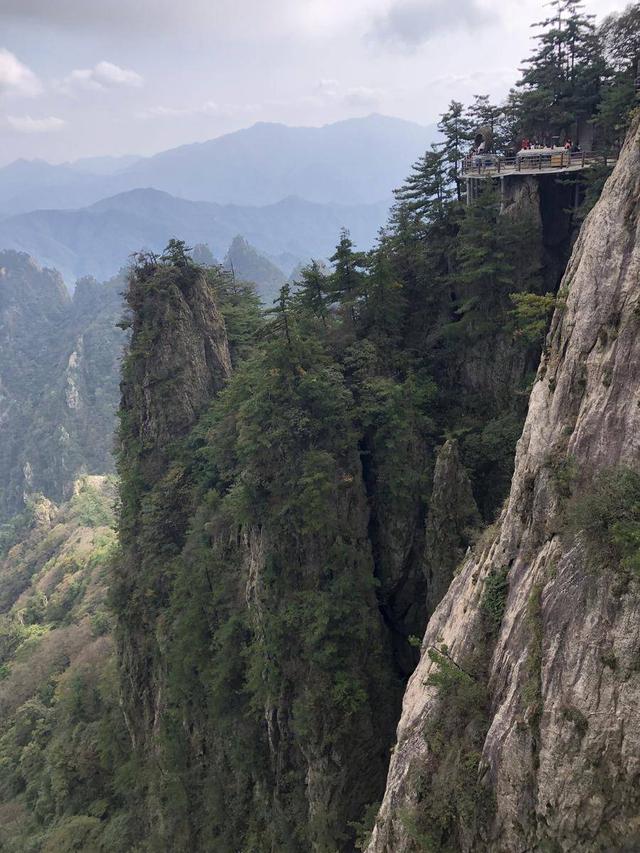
[462,149,615,178]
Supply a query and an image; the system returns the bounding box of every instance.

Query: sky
[0,0,629,166]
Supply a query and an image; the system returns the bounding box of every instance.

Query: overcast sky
[0,0,628,166]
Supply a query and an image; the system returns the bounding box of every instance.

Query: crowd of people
[465,132,584,172]
[519,136,582,153]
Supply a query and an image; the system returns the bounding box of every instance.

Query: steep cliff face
[115,260,232,755]
[118,263,231,484]
[423,440,479,620]
[0,253,69,518]
[368,115,640,853]
[114,257,403,852]
[0,252,124,521]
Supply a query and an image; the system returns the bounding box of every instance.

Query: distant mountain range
[0,115,436,215]
[0,188,390,287]
[0,114,436,293]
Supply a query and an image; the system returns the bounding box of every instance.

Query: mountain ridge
[0,114,436,215]
[0,187,391,288]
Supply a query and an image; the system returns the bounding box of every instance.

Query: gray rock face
[115,265,232,760]
[368,116,640,853]
[120,268,232,484]
[424,439,480,619]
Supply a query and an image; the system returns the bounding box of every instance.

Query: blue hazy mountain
[121,114,435,206]
[0,115,435,215]
[0,188,390,288]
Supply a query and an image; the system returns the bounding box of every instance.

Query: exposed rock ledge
[368,115,640,852]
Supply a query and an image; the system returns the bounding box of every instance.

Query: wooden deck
[462,151,614,178]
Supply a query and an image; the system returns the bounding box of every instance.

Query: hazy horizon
[0,0,626,167]
[1,111,433,168]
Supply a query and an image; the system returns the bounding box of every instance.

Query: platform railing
[462,150,613,176]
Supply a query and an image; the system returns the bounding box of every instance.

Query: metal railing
[462,150,613,176]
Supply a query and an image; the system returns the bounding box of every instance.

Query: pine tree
[361,239,407,345]
[466,95,503,136]
[493,90,522,155]
[516,0,605,142]
[596,3,640,149]
[161,238,194,269]
[393,146,452,226]
[438,100,473,201]
[267,283,296,351]
[456,183,511,293]
[293,260,330,328]
[329,230,366,326]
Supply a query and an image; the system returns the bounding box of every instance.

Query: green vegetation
[403,645,493,852]
[108,43,584,840]
[568,466,640,577]
[110,161,550,848]
[0,253,125,524]
[510,292,558,344]
[522,582,545,732]
[433,2,640,164]
[501,1,638,152]
[0,479,135,853]
[481,568,510,634]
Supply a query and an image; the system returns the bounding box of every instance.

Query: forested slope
[109,6,640,847]
[0,478,131,853]
[0,251,124,523]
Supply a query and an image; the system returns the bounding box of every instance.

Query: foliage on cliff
[0,478,135,853]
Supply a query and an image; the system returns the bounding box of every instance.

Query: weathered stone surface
[424,439,480,618]
[116,265,232,763]
[120,269,232,483]
[368,115,640,853]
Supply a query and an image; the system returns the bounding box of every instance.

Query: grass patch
[567,466,640,578]
[481,568,509,635]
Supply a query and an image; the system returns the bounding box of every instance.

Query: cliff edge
[368,114,640,852]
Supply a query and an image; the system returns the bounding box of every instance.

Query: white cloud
[93,61,143,87]
[6,114,66,133]
[0,49,41,97]
[316,78,341,98]
[370,0,493,49]
[344,86,384,108]
[314,79,385,110]
[138,100,220,119]
[59,61,143,94]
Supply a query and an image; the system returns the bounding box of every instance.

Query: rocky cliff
[113,253,406,852]
[115,257,232,757]
[0,251,124,521]
[368,115,640,853]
